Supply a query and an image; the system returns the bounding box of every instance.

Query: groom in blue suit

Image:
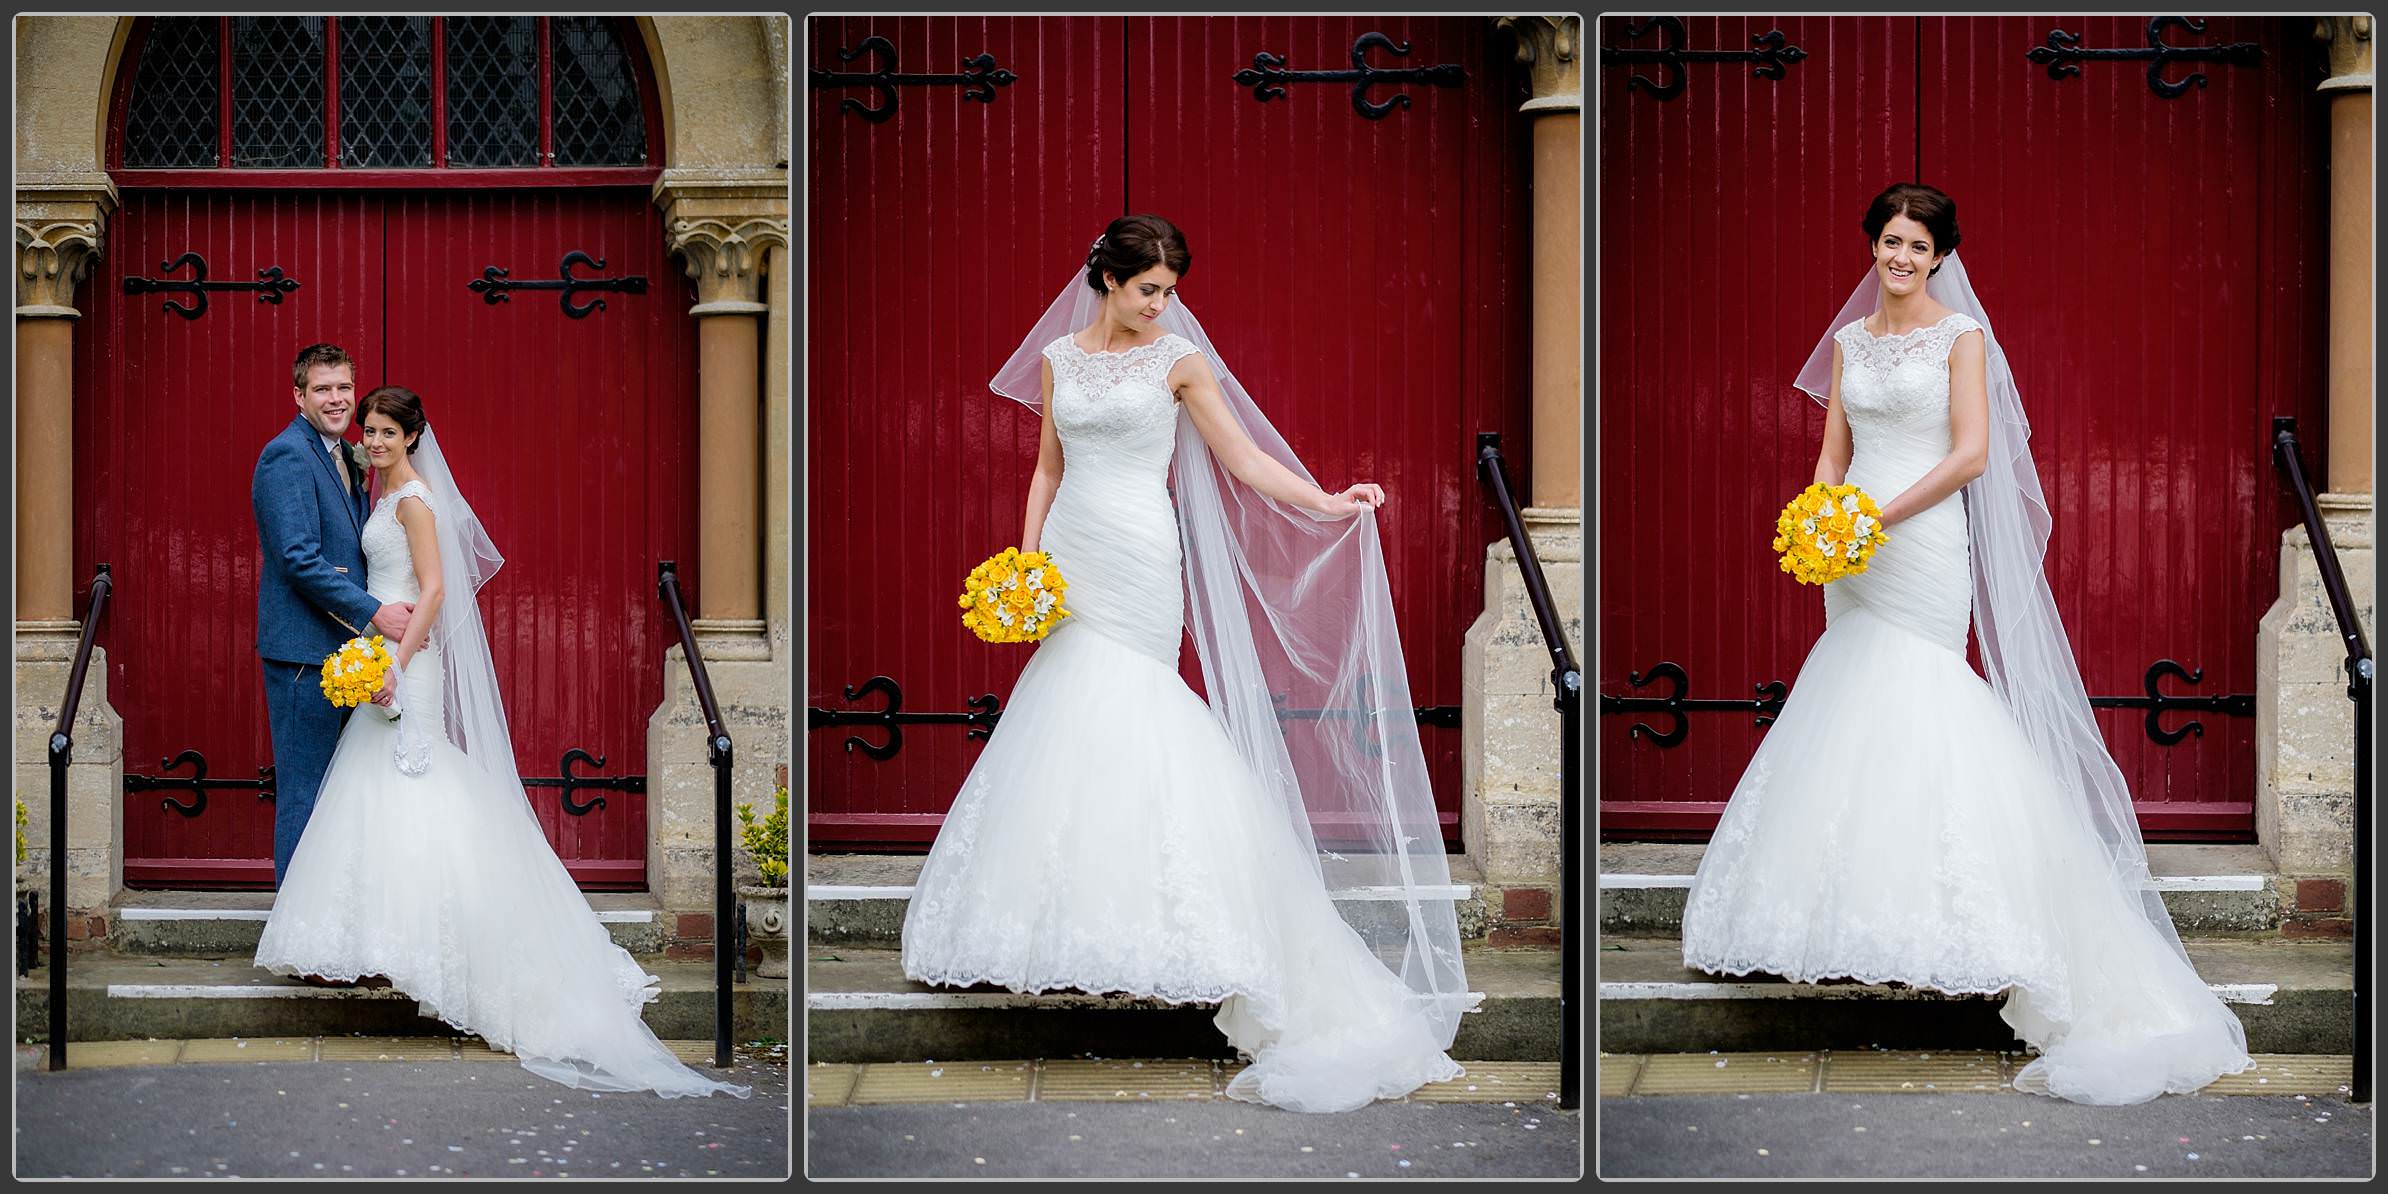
[252,343,414,886]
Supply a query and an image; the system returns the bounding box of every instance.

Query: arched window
[112,16,657,183]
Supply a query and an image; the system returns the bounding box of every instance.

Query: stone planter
[737,884,791,979]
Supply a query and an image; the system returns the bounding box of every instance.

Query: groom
[251,342,414,887]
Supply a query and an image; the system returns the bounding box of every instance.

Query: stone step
[106,889,668,957]
[804,940,1560,1064]
[1598,936,2352,1055]
[806,852,1494,946]
[1599,842,2287,938]
[15,954,787,1044]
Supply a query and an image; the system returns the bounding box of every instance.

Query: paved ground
[805,1099,1584,1178]
[1599,1092,2373,1179]
[13,1050,793,1179]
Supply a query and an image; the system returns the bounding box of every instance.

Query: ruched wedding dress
[1679,312,2255,1105]
[899,332,1475,1113]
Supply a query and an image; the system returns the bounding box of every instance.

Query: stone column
[1462,17,1584,935]
[15,177,126,920]
[648,170,792,932]
[2254,18,2374,892]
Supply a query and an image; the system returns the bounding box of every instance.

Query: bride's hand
[1317,483,1387,518]
[372,666,399,707]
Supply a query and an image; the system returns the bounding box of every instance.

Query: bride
[254,385,750,1099]
[1679,182,2255,1105]
[898,215,1483,1113]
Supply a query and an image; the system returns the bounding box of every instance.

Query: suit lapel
[296,417,364,538]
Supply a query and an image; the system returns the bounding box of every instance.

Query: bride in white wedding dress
[255,386,749,1100]
[1680,183,2254,1105]
[899,216,1482,1113]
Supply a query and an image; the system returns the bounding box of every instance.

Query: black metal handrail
[2272,417,2372,1105]
[46,564,112,1071]
[1475,433,1582,1111]
[658,561,738,1070]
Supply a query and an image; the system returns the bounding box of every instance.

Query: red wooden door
[77,15,689,888]
[1597,16,2330,839]
[807,15,1531,848]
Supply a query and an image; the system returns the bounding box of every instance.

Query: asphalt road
[805,1099,1584,1179]
[14,1056,793,1179]
[1599,1092,2374,1179]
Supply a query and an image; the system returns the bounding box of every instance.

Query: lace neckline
[1059,332,1180,359]
[373,478,429,512]
[1851,310,1965,342]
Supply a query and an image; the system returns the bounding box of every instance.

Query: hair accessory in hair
[1088,234,1106,256]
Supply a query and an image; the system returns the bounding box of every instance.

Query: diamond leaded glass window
[119,16,649,175]
[231,17,326,168]
[550,16,646,166]
[444,16,539,167]
[339,16,433,168]
[122,17,221,168]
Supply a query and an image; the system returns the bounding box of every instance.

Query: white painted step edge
[1598,981,2282,1006]
[809,884,1473,902]
[117,908,655,924]
[1599,874,2267,893]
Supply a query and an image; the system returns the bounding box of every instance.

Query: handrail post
[47,563,111,1071]
[1475,433,1581,1111]
[2270,418,2370,1105]
[659,561,737,1071]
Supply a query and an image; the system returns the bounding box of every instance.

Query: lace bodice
[363,478,432,604]
[1041,332,1200,463]
[1834,311,1983,436]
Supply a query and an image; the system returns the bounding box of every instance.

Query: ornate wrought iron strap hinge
[1233,31,1467,119]
[2085,659,2256,745]
[468,251,647,318]
[1597,661,1787,748]
[2027,17,2264,99]
[807,675,1004,762]
[1601,16,1807,101]
[810,35,1018,124]
[124,750,277,818]
[122,252,301,320]
[518,748,646,816]
[1269,681,1461,760]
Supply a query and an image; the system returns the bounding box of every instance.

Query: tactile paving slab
[178,1037,316,1063]
[2197,1054,2355,1097]
[850,1061,1033,1104]
[1036,1058,1215,1101]
[61,1040,185,1068]
[806,1063,861,1107]
[1821,1050,2012,1094]
[1633,1052,1821,1095]
[317,1036,458,1062]
[1599,1054,1645,1098]
[1410,1061,1565,1103]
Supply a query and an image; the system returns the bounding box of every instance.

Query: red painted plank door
[382,188,700,887]
[1597,16,1920,836]
[808,16,1126,847]
[1124,15,1532,846]
[1598,16,2328,840]
[78,190,388,885]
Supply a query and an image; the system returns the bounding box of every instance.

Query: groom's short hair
[291,342,356,388]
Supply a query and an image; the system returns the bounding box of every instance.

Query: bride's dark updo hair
[357,385,427,454]
[1862,182,1961,277]
[1085,214,1191,294]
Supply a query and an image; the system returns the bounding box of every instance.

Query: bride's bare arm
[1877,329,1991,527]
[1173,354,1379,516]
[1814,342,1852,486]
[1020,358,1064,551]
[391,496,445,669]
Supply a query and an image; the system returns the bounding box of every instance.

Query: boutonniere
[346,441,370,477]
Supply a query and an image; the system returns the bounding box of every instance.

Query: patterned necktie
[334,443,351,495]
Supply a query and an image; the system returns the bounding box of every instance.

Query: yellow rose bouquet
[319,634,399,718]
[958,547,1071,644]
[1772,483,1890,585]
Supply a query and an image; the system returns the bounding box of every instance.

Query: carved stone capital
[666,215,791,311]
[2316,15,2373,92]
[1494,15,1581,114]
[653,169,790,311]
[16,218,104,316]
[15,174,117,316]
